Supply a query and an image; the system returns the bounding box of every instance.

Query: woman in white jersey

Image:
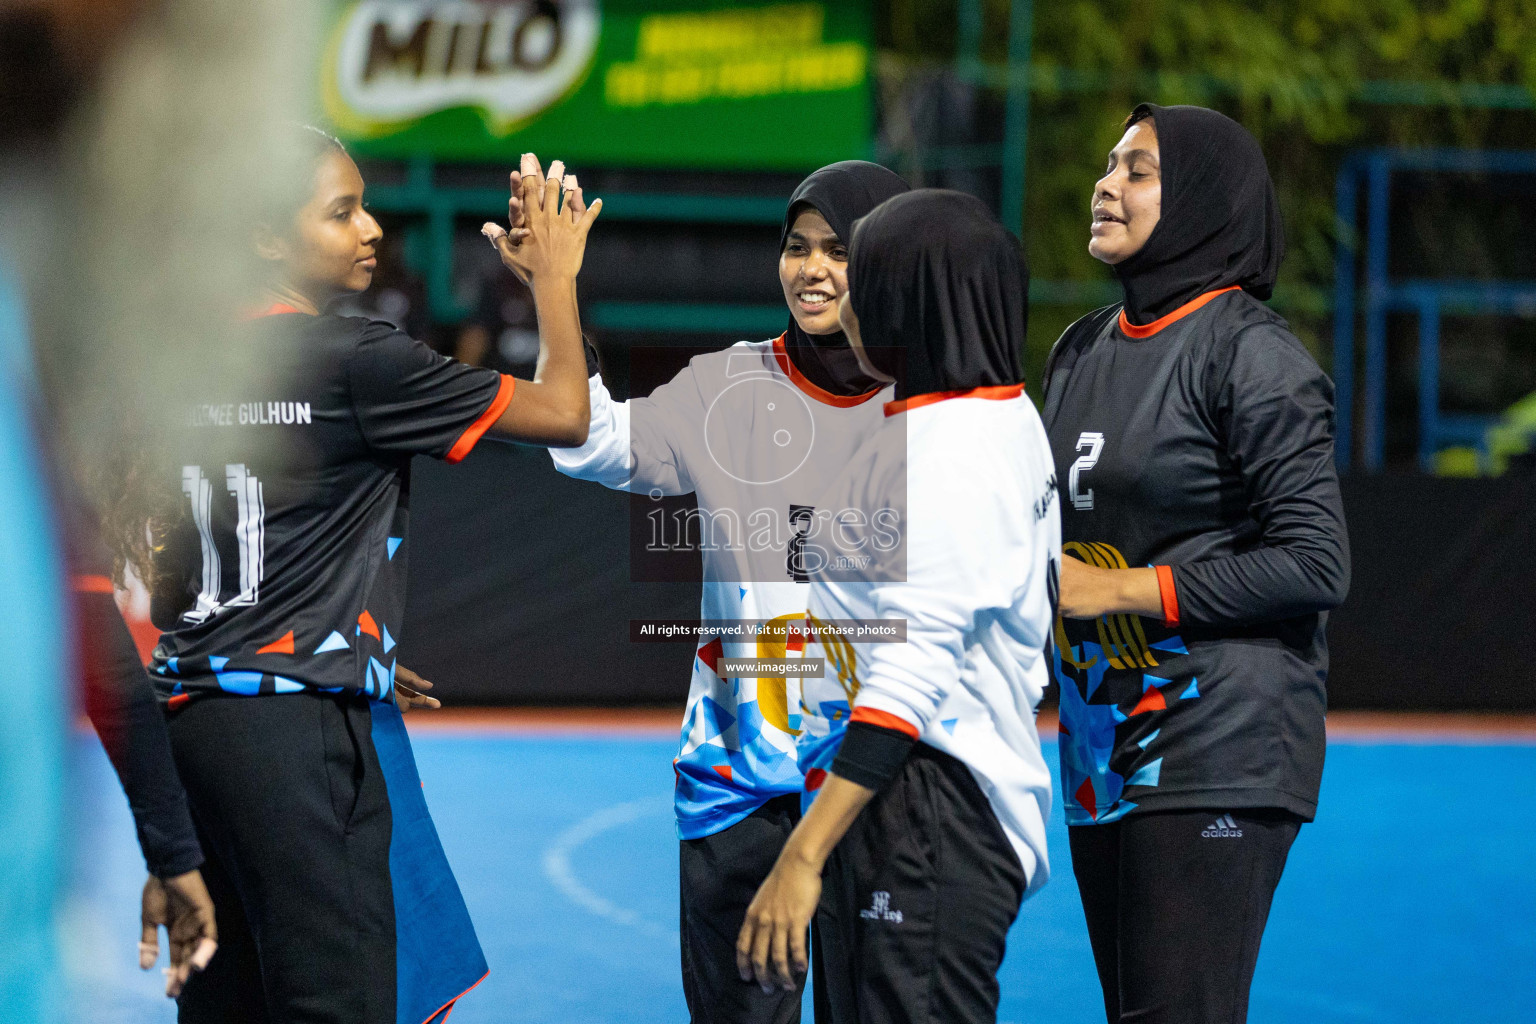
[529,161,909,1024]
[737,189,1060,1024]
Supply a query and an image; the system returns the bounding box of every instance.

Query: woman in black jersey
[1041,105,1349,1023]
[117,132,599,1024]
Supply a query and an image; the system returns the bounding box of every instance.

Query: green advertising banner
[320,0,873,169]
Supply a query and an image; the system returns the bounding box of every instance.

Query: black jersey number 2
[1069,432,1104,511]
[180,464,266,623]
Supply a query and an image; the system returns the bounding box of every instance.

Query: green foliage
[875,0,1536,380]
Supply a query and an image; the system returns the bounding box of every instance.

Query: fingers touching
[508,170,526,228]
[508,154,591,224]
[483,154,602,280]
[519,152,544,210]
[563,175,586,221]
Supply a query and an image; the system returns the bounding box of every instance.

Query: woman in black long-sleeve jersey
[1042,104,1349,1023]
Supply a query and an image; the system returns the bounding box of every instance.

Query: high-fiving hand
[482,153,600,285]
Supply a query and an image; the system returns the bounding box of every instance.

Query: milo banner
[320,0,873,168]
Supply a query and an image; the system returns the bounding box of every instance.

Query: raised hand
[485,154,600,285]
[476,153,595,447]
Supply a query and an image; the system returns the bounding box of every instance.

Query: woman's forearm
[489,272,590,446]
[777,773,876,871]
[1058,557,1163,620]
[1170,543,1348,627]
[530,272,584,389]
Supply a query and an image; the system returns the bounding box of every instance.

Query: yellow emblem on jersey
[756,613,807,735]
[1055,541,1160,671]
[792,613,861,722]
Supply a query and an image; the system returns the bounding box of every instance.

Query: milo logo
[326,1,600,133]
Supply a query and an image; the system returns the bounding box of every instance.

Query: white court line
[541,797,678,940]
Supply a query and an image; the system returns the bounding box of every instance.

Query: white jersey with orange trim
[548,335,894,839]
[799,385,1060,893]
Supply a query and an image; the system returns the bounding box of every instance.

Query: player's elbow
[1318,552,1350,610]
[565,407,592,446]
[547,409,590,448]
[1295,544,1350,613]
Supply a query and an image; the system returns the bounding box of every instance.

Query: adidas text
[1201,814,1244,838]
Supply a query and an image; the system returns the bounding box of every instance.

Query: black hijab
[779,160,910,396]
[1113,104,1284,325]
[848,189,1027,401]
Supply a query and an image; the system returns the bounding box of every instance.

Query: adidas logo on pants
[1201,813,1244,838]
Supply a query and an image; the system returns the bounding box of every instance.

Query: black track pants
[815,744,1027,1024]
[167,692,396,1024]
[166,692,484,1024]
[680,794,805,1024]
[1069,808,1303,1024]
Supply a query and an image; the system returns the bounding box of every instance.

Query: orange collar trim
[772,335,884,408]
[243,302,309,320]
[1116,285,1241,338]
[884,382,1025,417]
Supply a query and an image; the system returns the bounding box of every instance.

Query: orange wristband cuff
[849,705,921,739]
[1155,564,1180,628]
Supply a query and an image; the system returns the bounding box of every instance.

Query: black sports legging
[1068,808,1302,1024]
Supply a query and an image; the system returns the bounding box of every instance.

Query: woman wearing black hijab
[1042,104,1349,1023]
[739,190,1060,1024]
[778,161,911,397]
[547,160,908,1024]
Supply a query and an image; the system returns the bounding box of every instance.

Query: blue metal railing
[1332,149,1536,473]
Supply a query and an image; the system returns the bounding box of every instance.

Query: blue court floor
[64,728,1536,1023]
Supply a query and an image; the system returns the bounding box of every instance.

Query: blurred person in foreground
[533,160,909,1023]
[1043,104,1349,1023]
[737,190,1058,1023]
[72,509,217,1000]
[0,210,71,1024]
[0,0,220,1011]
[105,134,597,1023]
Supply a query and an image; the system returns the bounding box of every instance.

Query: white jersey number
[180,463,267,623]
[1069,432,1104,511]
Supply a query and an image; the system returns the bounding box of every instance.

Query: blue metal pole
[999,0,1034,235]
[1417,293,1441,473]
[1331,158,1359,473]
[1362,154,1392,472]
